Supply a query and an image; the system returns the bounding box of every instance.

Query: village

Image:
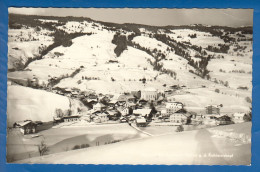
[11,80,251,135]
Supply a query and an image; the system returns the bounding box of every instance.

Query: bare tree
[38,139,49,156]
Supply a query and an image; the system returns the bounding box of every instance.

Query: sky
[9,8,253,27]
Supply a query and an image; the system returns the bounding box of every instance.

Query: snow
[168,29,225,48]
[16,123,251,165]
[8,28,53,69]
[132,36,169,53]
[7,85,85,127]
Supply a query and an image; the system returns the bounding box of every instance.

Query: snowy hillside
[7,85,87,127]
[7,14,253,122]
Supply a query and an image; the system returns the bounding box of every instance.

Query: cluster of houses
[12,85,251,135]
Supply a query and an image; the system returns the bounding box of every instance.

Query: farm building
[13,120,37,135]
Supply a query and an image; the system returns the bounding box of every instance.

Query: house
[169,112,190,124]
[107,110,120,120]
[87,94,98,102]
[205,105,220,115]
[63,115,81,122]
[233,112,246,123]
[160,109,168,117]
[202,114,218,125]
[118,94,136,103]
[216,115,233,125]
[133,109,152,118]
[71,91,79,98]
[93,102,106,111]
[136,117,147,127]
[125,102,136,109]
[81,115,91,122]
[108,99,117,108]
[117,106,129,116]
[94,113,108,123]
[141,87,158,101]
[166,102,184,115]
[13,120,37,135]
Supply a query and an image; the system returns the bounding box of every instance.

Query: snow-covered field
[169,29,225,48]
[7,123,148,162]
[15,122,251,165]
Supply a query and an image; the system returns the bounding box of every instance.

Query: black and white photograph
[6,8,253,165]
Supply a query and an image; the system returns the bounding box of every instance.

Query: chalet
[166,102,184,115]
[233,113,246,123]
[13,120,37,135]
[216,115,233,125]
[133,109,152,118]
[205,105,220,115]
[141,87,158,101]
[93,102,106,111]
[63,115,81,122]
